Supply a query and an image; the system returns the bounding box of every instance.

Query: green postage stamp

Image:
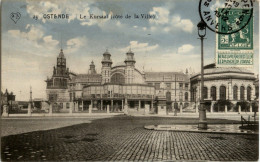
[216,8,254,67]
[218,8,253,50]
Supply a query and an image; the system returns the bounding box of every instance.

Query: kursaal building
[45,49,258,114]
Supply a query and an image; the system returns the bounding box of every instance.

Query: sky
[1,0,259,101]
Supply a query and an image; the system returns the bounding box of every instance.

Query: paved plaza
[1,115,259,161]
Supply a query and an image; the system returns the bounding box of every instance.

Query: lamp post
[197,20,207,129]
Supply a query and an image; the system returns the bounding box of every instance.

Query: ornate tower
[124,49,136,84]
[46,49,69,89]
[101,49,112,84]
[56,49,67,76]
[88,61,97,74]
[45,49,70,103]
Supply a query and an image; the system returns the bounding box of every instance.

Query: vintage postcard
[1,0,259,161]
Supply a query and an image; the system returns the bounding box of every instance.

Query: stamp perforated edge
[215,9,255,68]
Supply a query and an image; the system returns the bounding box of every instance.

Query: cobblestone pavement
[1,116,258,161]
[1,116,116,137]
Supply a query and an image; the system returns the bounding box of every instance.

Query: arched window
[233,86,238,100]
[54,78,60,86]
[240,86,245,100]
[179,92,183,101]
[191,88,194,102]
[220,86,226,100]
[247,86,251,101]
[211,86,216,101]
[111,73,125,84]
[166,92,171,101]
[256,85,259,99]
[203,87,208,99]
[185,92,188,101]
[192,88,197,102]
[60,78,63,86]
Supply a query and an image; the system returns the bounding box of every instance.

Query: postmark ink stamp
[199,0,253,34]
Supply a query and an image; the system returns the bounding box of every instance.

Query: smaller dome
[103,49,111,56]
[126,48,134,54]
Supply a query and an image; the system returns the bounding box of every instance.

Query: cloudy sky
[1,0,259,101]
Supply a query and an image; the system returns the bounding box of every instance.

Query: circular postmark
[199,0,253,34]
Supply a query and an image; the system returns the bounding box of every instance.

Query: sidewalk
[129,112,258,121]
[2,112,258,122]
[2,112,123,118]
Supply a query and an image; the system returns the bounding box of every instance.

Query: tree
[251,100,259,113]
[236,101,250,112]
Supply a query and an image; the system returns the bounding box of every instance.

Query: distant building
[1,89,15,104]
[190,63,257,112]
[1,89,16,113]
[145,72,190,111]
[1,89,15,108]
[254,75,259,99]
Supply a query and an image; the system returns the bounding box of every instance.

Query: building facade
[72,49,155,112]
[145,71,190,111]
[46,49,191,113]
[1,89,15,113]
[45,49,258,113]
[1,89,15,105]
[190,63,257,112]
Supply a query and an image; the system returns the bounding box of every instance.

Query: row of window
[57,103,70,109]
[191,85,252,101]
[104,71,110,76]
[148,83,189,90]
[166,92,189,101]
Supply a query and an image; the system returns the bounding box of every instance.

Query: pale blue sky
[1,0,259,100]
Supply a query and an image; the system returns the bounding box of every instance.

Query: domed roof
[190,63,255,81]
[103,49,111,55]
[204,67,253,74]
[202,63,253,74]
[126,48,134,54]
